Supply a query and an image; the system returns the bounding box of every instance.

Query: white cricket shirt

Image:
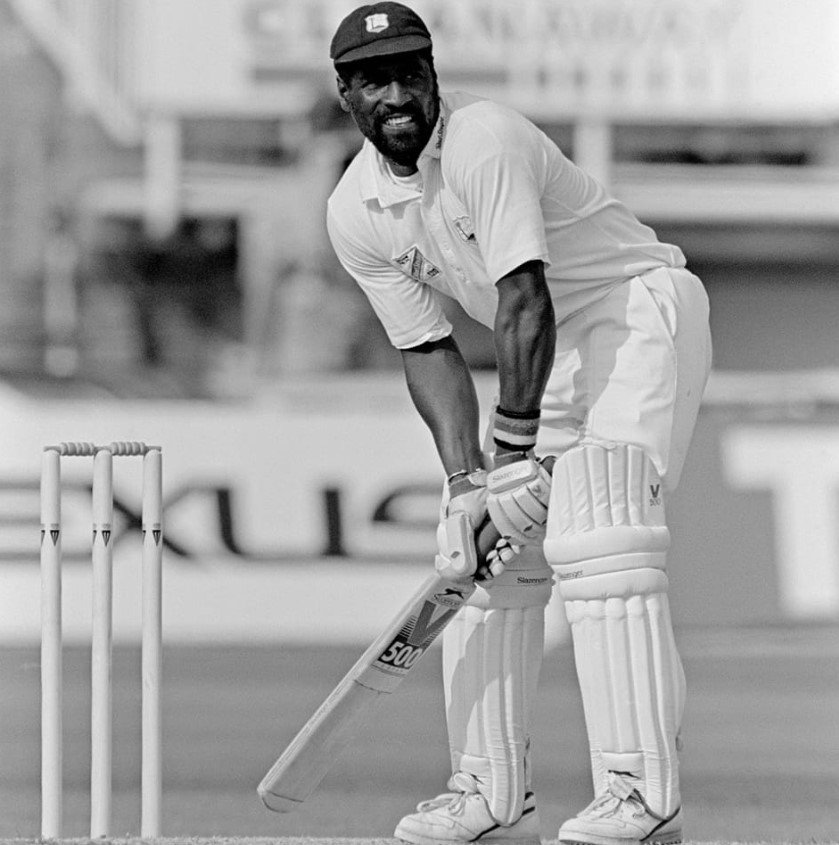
[327,91,686,349]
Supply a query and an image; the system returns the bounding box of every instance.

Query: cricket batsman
[325,4,713,844]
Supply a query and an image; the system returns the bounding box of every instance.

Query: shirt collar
[419,98,447,162]
[359,96,449,209]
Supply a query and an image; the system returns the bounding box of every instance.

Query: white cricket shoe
[395,772,541,845]
[558,773,682,845]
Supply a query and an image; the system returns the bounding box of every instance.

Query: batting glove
[487,451,555,546]
[435,468,522,582]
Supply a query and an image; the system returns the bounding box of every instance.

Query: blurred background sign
[2,372,839,643]
[133,0,839,122]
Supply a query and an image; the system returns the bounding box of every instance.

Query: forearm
[486,262,556,541]
[401,335,484,476]
[494,260,556,414]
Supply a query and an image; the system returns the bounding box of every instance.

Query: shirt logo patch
[395,246,441,282]
[453,216,476,242]
[365,13,389,33]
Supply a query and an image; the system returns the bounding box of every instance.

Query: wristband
[493,406,540,452]
[447,468,487,499]
[446,468,486,484]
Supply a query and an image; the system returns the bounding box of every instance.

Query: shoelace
[416,771,481,815]
[581,773,657,821]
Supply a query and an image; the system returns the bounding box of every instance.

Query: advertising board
[1,375,838,644]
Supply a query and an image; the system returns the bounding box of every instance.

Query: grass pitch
[2,839,838,844]
[1,624,837,844]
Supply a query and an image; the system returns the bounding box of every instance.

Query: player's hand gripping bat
[258,518,501,812]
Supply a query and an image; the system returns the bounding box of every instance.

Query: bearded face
[337,51,440,174]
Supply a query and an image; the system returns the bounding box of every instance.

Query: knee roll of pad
[545,442,670,577]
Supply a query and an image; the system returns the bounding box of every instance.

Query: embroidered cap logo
[365,13,389,33]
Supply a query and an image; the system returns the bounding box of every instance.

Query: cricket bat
[258,520,500,812]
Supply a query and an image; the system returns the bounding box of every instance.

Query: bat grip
[473,516,502,580]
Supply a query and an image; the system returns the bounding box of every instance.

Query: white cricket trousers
[537,265,712,491]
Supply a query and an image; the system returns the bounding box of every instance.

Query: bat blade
[257,571,475,811]
[258,522,499,812]
[257,667,380,812]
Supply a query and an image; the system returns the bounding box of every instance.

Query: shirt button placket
[421,162,469,287]
[424,204,462,280]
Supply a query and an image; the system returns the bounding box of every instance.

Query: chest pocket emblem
[395,246,441,282]
[453,216,476,242]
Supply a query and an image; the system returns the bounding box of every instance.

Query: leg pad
[545,444,684,817]
[443,550,551,824]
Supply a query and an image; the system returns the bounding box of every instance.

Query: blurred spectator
[259,252,395,376]
[42,208,81,377]
[84,215,242,396]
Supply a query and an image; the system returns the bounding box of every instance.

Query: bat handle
[474,516,500,559]
[473,516,502,581]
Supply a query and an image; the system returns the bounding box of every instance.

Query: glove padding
[435,471,519,581]
[487,453,555,545]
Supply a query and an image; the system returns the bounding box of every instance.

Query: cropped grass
[4,839,839,845]
[3,633,837,842]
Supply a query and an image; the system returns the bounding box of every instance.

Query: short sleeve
[326,207,452,349]
[446,111,550,282]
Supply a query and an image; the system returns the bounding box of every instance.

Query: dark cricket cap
[330,2,432,66]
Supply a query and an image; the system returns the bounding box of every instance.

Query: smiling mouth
[382,114,417,130]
